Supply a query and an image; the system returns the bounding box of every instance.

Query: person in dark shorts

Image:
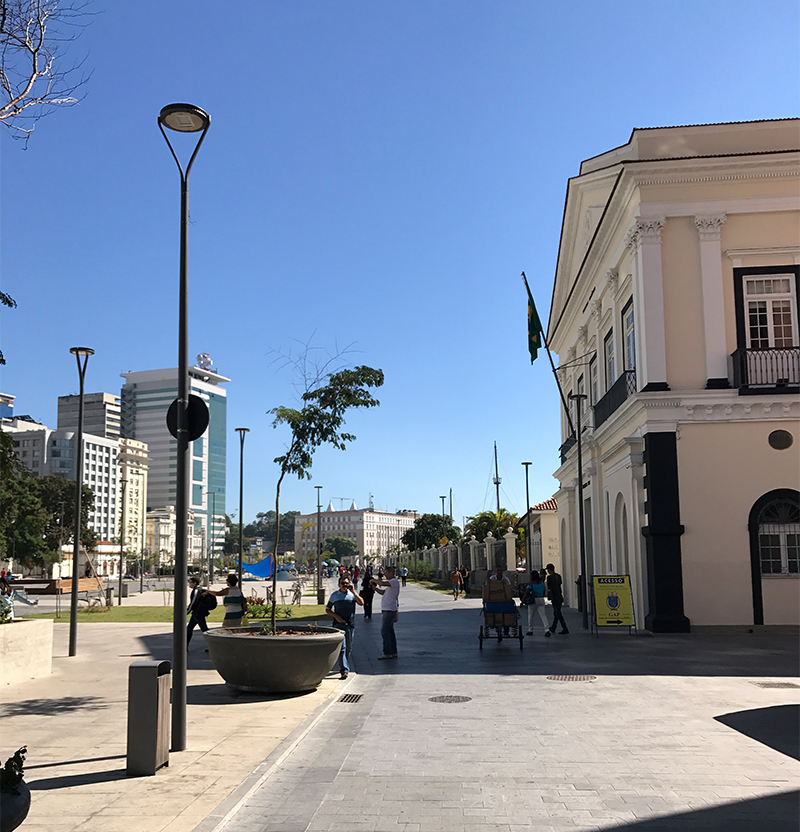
[544,563,569,636]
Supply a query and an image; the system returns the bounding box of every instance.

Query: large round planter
[0,780,31,832]
[203,624,344,693]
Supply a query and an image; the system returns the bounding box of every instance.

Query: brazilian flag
[523,273,543,363]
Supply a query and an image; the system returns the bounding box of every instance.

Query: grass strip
[24,604,329,624]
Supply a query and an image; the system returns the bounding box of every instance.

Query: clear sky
[2,0,798,527]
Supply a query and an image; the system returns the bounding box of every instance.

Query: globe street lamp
[235,428,249,588]
[158,102,210,752]
[68,346,93,657]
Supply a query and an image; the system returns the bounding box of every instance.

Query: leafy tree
[323,536,359,561]
[0,291,15,365]
[38,474,96,552]
[464,509,518,541]
[267,363,384,629]
[0,433,47,567]
[251,510,299,546]
[401,513,461,550]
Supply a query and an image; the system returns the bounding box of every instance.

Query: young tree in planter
[268,365,384,631]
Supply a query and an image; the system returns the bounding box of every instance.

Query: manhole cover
[339,693,363,703]
[414,651,443,656]
[749,681,800,689]
[428,695,472,703]
[547,675,597,682]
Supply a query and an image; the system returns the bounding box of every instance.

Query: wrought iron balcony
[731,348,800,393]
[593,369,637,429]
[559,434,576,464]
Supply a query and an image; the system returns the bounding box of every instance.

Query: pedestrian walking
[0,577,39,619]
[521,572,549,635]
[186,576,211,646]
[545,563,569,636]
[400,566,408,587]
[325,576,364,679]
[373,565,400,659]
[460,565,470,596]
[450,567,462,599]
[360,574,375,619]
[206,573,248,629]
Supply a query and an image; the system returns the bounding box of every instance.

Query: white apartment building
[294,502,419,561]
[119,438,150,556]
[146,506,205,570]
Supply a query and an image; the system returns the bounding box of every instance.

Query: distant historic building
[549,118,799,630]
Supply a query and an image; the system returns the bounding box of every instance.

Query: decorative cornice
[625,217,665,251]
[694,213,727,242]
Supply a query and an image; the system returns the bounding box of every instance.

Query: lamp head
[69,347,95,357]
[235,427,250,435]
[158,103,210,133]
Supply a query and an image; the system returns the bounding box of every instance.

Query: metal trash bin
[120,583,129,598]
[105,587,113,607]
[126,660,171,776]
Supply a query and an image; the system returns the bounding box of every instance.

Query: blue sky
[2,0,798,526]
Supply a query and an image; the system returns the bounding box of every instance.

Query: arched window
[757,497,800,575]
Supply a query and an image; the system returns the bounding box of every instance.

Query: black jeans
[549,601,568,633]
[187,612,209,645]
[363,597,373,619]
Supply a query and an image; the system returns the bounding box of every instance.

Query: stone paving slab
[201,583,800,832]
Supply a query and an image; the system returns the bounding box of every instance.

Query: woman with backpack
[206,573,247,629]
[521,571,549,636]
[186,576,211,646]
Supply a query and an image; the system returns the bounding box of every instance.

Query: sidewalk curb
[191,674,353,832]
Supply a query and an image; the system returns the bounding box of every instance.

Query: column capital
[694,213,727,242]
[626,217,665,251]
[590,298,603,320]
[605,268,619,293]
[577,324,588,348]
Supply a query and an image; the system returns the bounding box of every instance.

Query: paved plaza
[2,583,798,832]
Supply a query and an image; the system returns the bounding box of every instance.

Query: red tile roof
[530,498,557,512]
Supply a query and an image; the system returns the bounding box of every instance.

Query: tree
[464,509,519,542]
[323,536,359,562]
[0,291,15,364]
[401,513,461,550]
[267,363,384,629]
[251,510,299,546]
[0,432,47,567]
[0,0,91,143]
[38,474,96,552]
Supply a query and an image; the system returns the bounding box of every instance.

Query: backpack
[198,592,217,614]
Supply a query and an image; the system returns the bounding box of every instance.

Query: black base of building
[644,612,691,633]
[705,377,731,389]
[641,382,671,392]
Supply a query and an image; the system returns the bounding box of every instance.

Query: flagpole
[522,272,575,435]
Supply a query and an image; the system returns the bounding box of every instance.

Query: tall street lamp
[315,485,324,604]
[522,462,532,576]
[118,477,128,604]
[568,391,589,630]
[68,347,93,657]
[205,490,217,587]
[439,496,447,523]
[158,102,210,753]
[235,428,249,587]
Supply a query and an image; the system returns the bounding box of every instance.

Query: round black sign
[166,394,209,442]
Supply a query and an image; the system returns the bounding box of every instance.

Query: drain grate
[339,693,363,703]
[547,675,597,682]
[749,681,800,689]
[414,651,443,656]
[429,695,472,703]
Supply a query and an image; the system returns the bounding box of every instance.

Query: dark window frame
[733,265,800,350]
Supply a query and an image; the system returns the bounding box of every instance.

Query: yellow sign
[439,537,449,546]
[592,576,634,627]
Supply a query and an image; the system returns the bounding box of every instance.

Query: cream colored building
[146,506,205,570]
[549,118,799,631]
[518,498,561,575]
[294,502,418,562]
[118,438,150,557]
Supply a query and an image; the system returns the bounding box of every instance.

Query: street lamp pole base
[317,588,325,605]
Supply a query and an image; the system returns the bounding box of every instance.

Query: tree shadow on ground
[0,696,107,717]
[715,704,800,761]
[606,789,800,831]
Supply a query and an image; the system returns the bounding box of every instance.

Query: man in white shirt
[373,565,401,659]
[489,565,511,585]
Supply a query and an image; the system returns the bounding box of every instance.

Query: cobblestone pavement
[196,583,800,832]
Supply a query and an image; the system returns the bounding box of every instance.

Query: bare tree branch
[0,0,92,144]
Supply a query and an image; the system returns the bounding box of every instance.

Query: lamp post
[118,478,128,604]
[158,102,210,753]
[205,490,216,588]
[315,485,324,604]
[521,462,532,576]
[568,391,589,630]
[439,495,447,522]
[235,428,249,588]
[68,346,93,657]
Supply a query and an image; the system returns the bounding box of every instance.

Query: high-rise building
[120,355,229,548]
[58,392,121,439]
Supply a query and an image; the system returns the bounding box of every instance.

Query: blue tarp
[234,555,273,579]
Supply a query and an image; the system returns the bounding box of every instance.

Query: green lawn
[25,604,329,624]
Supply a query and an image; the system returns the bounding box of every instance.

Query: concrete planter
[0,780,31,832]
[203,623,344,694]
[0,619,53,686]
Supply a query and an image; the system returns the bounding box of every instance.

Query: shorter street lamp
[522,462,532,576]
[315,485,324,604]
[235,428,249,588]
[118,478,128,604]
[68,346,93,657]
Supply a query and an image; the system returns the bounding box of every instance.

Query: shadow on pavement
[0,696,107,717]
[715,704,800,761]
[27,767,128,790]
[186,683,318,705]
[25,754,125,771]
[606,789,800,831]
